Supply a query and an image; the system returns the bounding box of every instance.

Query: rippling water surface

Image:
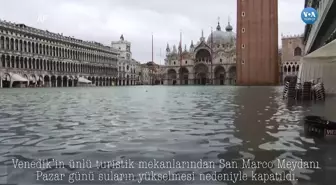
[0,86,336,185]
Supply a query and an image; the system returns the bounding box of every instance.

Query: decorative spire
[225,16,233,32]
[166,43,170,53]
[200,29,205,42]
[172,45,177,53]
[190,40,194,48]
[216,17,221,31]
[184,44,187,52]
[120,34,124,41]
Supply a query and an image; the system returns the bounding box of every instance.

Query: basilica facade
[163,21,236,85]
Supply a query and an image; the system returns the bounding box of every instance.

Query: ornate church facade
[163,21,236,85]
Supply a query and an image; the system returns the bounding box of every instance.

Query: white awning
[298,39,336,94]
[10,73,28,82]
[78,77,91,84]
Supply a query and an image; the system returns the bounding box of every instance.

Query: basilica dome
[207,22,235,45]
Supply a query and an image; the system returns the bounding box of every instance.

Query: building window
[242,28,245,33]
[185,61,187,64]
[220,59,222,62]
[126,65,129,70]
[242,60,245,64]
[173,61,176,65]
[242,12,245,17]
[294,47,302,56]
[242,44,245,48]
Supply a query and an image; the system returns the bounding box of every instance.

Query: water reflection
[0,87,335,184]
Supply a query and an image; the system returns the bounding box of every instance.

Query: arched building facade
[163,21,237,85]
[280,34,304,84]
[0,20,118,88]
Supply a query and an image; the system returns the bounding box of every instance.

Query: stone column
[189,73,194,85]
[176,73,180,85]
[225,73,231,85]
[18,41,21,52]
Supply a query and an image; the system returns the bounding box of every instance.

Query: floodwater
[0,86,336,185]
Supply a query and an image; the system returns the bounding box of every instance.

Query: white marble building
[280,34,304,84]
[163,21,236,85]
[141,66,151,85]
[0,20,119,88]
[112,35,141,85]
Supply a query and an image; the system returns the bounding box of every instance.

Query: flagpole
[179,30,182,85]
[152,33,154,63]
[151,33,154,85]
[160,48,162,65]
[211,27,213,85]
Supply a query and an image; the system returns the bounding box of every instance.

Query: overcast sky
[0,0,305,63]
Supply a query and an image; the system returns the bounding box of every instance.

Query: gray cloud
[0,0,305,63]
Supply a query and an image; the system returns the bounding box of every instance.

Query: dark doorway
[201,78,206,85]
[184,75,188,85]
[1,74,10,88]
[220,74,225,85]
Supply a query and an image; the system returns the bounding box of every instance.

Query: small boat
[304,116,336,137]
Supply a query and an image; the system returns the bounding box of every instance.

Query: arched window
[296,65,299,71]
[284,66,287,72]
[288,66,291,72]
[294,47,302,56]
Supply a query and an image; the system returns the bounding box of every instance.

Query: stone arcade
[163,21,236,85]
[0,20,119,88]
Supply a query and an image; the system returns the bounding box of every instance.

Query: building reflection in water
[218,87,336,184]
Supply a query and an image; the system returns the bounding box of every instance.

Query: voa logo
[301,7,318,24]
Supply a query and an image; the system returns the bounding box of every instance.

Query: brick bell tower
[236,0,279,85]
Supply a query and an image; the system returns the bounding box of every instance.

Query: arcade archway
[214,66,226,85]
[228,66,236,85]
[62,76,68,87]
[167,69,177,85]
[29,75,37,87]
[37,75,43,87]
[194,63,208,85]
[57,76,62,87]
[51,76,57,87]
[68,76,74,87]
[195,49,211,63]
[44,75,50,87]
[126,75,129,85]
[179,67,189,85]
